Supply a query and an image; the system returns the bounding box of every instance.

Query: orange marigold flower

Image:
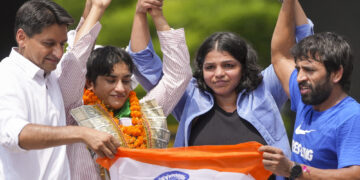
[82,89,147,149]
[130,105,141,111]
[130,111,142,118]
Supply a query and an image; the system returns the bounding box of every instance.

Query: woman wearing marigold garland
[83,0,192,149]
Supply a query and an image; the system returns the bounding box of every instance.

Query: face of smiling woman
[202,50,242,99]
[17,24,68,73]
[88,62,133,110]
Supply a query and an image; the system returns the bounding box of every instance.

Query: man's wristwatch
[289,162,302,179]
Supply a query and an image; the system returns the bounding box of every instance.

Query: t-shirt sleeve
[289,69,301,112]
[337,113,360,168]
[295,19,314,43]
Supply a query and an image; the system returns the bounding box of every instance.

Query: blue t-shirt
[289,70,360,169]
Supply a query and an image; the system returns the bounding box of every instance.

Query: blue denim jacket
[128,21,314,160]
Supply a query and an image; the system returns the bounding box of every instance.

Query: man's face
[296,59,333,105]
[88,62,133,110]
[17,24,68,73]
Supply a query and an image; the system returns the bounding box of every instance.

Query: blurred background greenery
[55,0,295,147]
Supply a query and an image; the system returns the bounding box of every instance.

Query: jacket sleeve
[127,39,163,92]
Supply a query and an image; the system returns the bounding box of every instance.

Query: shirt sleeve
[295,18,314,43]
[127,40,163,92]
[261,65,288,109]
[172,78,196,121]
[66,17,85,51]
[56,20,101,125]
[0,77,29,152]
[289,69,301,112]
[141,28,192,116]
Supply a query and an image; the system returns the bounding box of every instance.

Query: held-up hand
[259,145,294,177]
[136,0,163,14]
[82,127,121,159]
[148,0,164,18]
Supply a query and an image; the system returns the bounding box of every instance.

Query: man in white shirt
[0,0,118,179]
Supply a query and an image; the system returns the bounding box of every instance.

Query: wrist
[287,161,295,177]
[151,14,165,20]
[289,162,303,179]
[155,24,171,31]
[135,10,147,16]
[151,12,164,18]
[153,16,170,31]
[302,165,310,176]
[75,126,89,143]
[92,3,108,12]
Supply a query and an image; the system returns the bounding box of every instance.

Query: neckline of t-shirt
[311,96,351,115]
[214,103,237,116]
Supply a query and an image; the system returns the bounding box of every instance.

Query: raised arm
[74,0,111,43]
[271,0,296,97]
[130,0,162,52]
[128,0,164,91]
[58,0,111,124]
[141,5,192,116]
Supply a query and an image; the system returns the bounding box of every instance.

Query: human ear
[85,79,95,91]
[331,65,343,84]
[16,29,27,49]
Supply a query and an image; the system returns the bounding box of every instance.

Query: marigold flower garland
[83,89,147,149]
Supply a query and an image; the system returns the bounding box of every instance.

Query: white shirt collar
[9,47,48,80]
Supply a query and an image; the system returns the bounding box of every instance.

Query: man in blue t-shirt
[259,0,360,179]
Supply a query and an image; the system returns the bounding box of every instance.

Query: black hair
[193,32,263,93]
[291,32,353,92]
[86,46,134,84]
[14,0,74,38]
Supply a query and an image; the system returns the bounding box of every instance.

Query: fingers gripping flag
[97,142,271,180]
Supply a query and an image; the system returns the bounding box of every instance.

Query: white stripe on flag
[109,157,256,180]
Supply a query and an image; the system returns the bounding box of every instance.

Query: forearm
[130,12,151,52]
[294,0,308,26]
[271,0,296,60]
[82,0,92,19]
[152,14,171,31]
[18,123,118,158]
[271,0,297,97]
[260,146,360,180]
[18,124,85,150]
[74,4,106,44]
[297,165,360,180]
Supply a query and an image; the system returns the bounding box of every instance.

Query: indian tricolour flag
[97,142,271,180]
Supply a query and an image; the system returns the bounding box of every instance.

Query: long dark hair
[193,32,263,93]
